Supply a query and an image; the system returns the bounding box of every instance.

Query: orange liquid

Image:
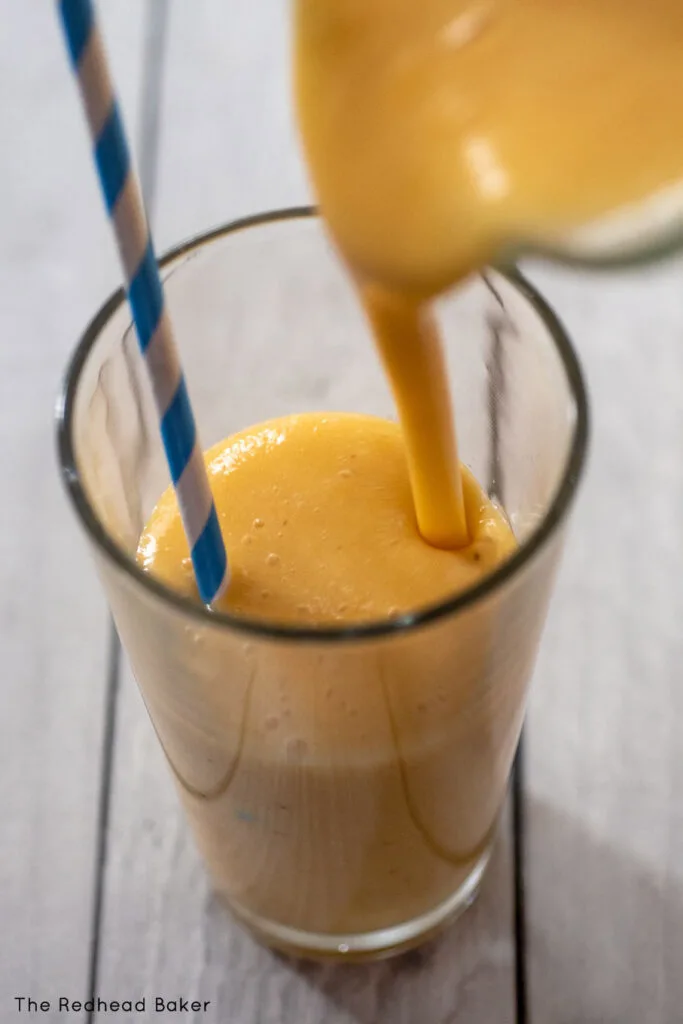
[294,0,683,546]
[135,416,521,940]
[138,413,514,624]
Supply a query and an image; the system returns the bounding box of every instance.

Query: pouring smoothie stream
[66,0,683,957]
[293,0,683,549]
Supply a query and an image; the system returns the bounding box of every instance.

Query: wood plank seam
[85,625,121,1019]
[484,272,529,1024]
[86,4,169,1021]
[513,741,529,1024]
[137,0,170,218]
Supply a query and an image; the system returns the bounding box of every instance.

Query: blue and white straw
[58,0,229,605]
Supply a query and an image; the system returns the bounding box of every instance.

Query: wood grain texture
[0,1,145,1013]
[94,2,517,1020]
[524,259,683,1024]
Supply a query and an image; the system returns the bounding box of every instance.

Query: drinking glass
[57,209,588,960]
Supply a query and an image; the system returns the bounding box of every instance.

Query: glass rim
[56,206,590,644]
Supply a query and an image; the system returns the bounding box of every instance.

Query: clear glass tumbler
[57,209,588,960]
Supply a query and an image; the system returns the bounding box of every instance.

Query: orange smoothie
[137,413,519,940]
[139,413,514,624]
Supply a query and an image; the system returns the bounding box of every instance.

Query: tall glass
[57,209,588,960]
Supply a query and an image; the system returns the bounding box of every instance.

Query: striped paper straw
[58,0,229,605]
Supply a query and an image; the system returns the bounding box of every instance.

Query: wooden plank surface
[94,2,518,1020]
[0,2,145,1015]
[524,259,683,1024]
[21,1,681,1020]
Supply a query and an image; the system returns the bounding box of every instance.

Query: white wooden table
[3,2,683,1021]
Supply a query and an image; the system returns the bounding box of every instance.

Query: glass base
[224,847,491,963]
